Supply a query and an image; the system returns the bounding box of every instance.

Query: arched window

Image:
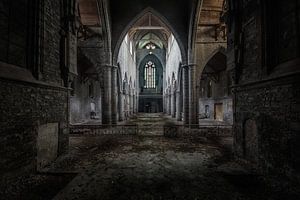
[207,80,212,98]
[144,61,156,88]
[89,83,94,98]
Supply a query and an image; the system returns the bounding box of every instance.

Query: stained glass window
[144,61,156,88]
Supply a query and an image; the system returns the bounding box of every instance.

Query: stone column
[164,94,167,114]
[189,65,197,124]
[163,94,168,114]
[182,66,189,124]
[168,92,171,115]
[171,90,176,118]
[132,93,136,113]
[132,94,134,114]
[126,93,130,117]
[124,93,128,119]
[111,66,118,124]
[130,93,133,115]
[119,92,124,121]
[176,90,181,121]
[102,65,112,125]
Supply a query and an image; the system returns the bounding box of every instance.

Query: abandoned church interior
[0,0,300,199]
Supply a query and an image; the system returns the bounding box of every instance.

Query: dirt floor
[1,113,299,200]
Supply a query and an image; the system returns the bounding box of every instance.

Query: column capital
[182,65,189,69]
[182,63,197,69]
[101,64,118,69]
[188,64,197,70]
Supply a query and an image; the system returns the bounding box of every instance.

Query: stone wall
[37,123,59,170]
[117,35,138,117]
[42,0,63,85]
[198,68,233,124]
[0,0,69,183]
[234,77,300,177]
[228,0,300,179]
[164,125,232,138]
[165,35,182,86]
[199,98,233,124]
[0,79,68,179]
[194,19,227,125]
[70,78,102,124]
[118,35,137,90]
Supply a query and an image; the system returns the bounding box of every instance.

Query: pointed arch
[188,0,202,63]
[201,46,227,75]
[113,7,187,65]
[97,0,112,64]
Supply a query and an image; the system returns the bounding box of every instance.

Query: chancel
[0,0,299,199]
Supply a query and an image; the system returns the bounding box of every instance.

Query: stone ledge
[0,61,69,91]
[0,61,37,83]
[232,71,300,92]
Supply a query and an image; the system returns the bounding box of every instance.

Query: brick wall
[229,0,300,179]
[234,77,300,177]
[0,79,68,179]
[42,0,63,85]
[0,0,69,183]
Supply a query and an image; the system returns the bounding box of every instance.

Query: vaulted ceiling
[128,12,171,50]
[77,0,227,61]
[78,0,101,27]
[196,0,227,41]
[199,0,225,26]
[110,0,197,61]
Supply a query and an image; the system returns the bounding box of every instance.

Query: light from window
[145,43,156,50]
[130,41,133,55]
[144,61,156,89]
[207,80,212,98]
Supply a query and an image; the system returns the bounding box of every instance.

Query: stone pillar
[182,66,189,124]
[133,94,136,113]
[189,65,197,124]
[165,94,168,114]
[132,94,134,114]
[111,66,118,124]
[119,92,124,121]
[176,91,181,121]
[171,90,176,118]
[168,93,171,115]
[130,93,133,115]
[102,65,112,125]
[136,92,139,113]
[124,93,128,120]
[126,93,130,117]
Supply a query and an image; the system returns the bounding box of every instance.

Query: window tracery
[144,61,156,88]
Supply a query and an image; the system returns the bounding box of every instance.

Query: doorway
[214,103,223,121]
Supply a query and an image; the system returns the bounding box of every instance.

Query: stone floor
[2,113,299,200]
[125,113,173,136]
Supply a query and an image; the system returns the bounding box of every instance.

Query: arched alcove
[138,54,164,113]
[198,50,232,124]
